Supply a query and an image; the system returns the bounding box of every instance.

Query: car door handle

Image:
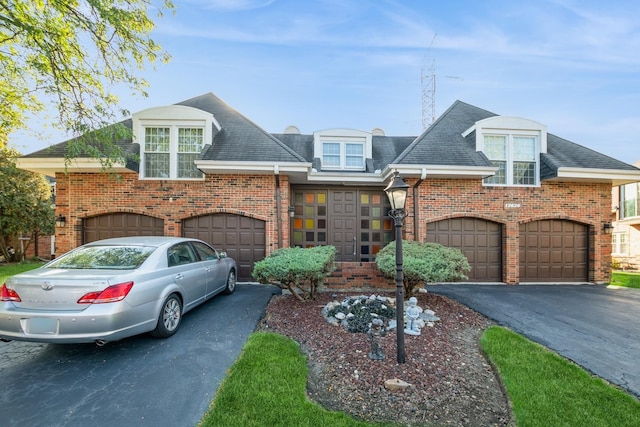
[204,267,211,272]
[175,273,184,280]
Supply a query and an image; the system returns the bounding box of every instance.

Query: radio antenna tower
[421,35,437,130]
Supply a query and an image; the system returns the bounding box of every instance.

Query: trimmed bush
[375,240,470,294]
[252,245,336,301]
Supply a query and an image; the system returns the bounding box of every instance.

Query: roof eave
[386,164,497,180]
[552,167,640,186]
[15,158,133,177]
[194,160,311,175]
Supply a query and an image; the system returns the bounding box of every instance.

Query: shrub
[376,240,470,294]
[252,245,336,301]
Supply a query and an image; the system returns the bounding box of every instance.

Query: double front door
[291,188,394,262]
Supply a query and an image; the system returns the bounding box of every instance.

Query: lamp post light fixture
[384,172,409,364]
[55,215,66,228]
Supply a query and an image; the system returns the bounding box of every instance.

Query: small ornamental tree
[376,240,470,295]
[252,245,336,302]
[0,147,54,261]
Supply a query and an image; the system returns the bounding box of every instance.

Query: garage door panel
[183,214,266,282]
[427,218,502,282]
[520,220,587,282]
[83,213,164,244]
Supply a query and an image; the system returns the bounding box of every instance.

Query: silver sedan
[0,236,237,345]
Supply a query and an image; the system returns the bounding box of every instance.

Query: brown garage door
[426,218,502,282]
[182,214,265,282]
[83,213,164,243]
[519,220,588,282]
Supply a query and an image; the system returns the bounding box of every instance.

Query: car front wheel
[222,270,236,295]
[151,294,182,338]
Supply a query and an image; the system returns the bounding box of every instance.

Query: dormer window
[322,141,364,170]
[143,127,204,178]
[313,129,372,171]
[465,116,547,187]
[483,133,537,185]
[133,105,218,180]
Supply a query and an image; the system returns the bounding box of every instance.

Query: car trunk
[7,269,122,311]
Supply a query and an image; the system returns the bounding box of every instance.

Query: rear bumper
[0,301,157,344]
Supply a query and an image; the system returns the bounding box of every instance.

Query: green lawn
[202,328,639,427]
[200,332,393,427]
[481,326,639,427]
[610,271,640,289]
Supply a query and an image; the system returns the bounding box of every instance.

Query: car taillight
[78,282,134,304]
[1,283,21,302]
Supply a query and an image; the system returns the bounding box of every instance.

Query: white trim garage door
[426,217,502,282]
[183,214,265,282]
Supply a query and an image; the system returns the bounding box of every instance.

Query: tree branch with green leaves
[0,0,174,167]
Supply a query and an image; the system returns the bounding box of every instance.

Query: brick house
[17,92,640,285]
[611,160,640,270]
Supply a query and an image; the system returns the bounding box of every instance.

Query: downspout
[413,168,427,240]
[274,165,283,249]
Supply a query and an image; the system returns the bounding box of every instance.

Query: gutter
[413,168,427,239]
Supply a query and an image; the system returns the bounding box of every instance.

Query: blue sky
[11,0,640,162]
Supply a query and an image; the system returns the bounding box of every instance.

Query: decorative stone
[384,378,411,391]
[335,312,346,320]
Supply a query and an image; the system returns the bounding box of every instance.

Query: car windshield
[47,245,156,270]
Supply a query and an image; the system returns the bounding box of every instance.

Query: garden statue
[368,318,386,360]
[404,296,425,335]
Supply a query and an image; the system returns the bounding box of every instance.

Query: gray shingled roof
[183,93,305,163]
[21,94,638,180]
[395,100,494,167]
[22,119,135,159]
[393,100,638,179]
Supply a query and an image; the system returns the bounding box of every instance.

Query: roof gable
[178,93,305,163]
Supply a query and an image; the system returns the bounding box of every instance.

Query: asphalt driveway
[430,284,640,398]
[0,283,280,427]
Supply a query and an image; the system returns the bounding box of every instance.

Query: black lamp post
[384,172,409,364]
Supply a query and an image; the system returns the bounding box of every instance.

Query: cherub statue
[404,296,425,335]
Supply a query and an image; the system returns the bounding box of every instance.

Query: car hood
[5,268,133,311]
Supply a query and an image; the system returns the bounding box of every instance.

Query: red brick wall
[54,172,291,255]
[407,179,612,284]
[54,172,612,285]
[324,262,392,290]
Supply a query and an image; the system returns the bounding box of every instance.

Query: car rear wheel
[222,270,236,295]
[151,294,182,338]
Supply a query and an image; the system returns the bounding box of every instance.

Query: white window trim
[133,105,216,180]
[612,232,628,256]
[313,129,372,171]
[463,116,547,187]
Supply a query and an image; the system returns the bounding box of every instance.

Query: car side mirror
[219,251,227,258]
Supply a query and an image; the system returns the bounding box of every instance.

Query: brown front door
[291,188,393,262]
[330,190,357,261]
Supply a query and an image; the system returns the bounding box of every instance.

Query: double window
[143,126,204,179]
[483,134,538,186]
[612,233,628,256]
[322,141,364,170]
